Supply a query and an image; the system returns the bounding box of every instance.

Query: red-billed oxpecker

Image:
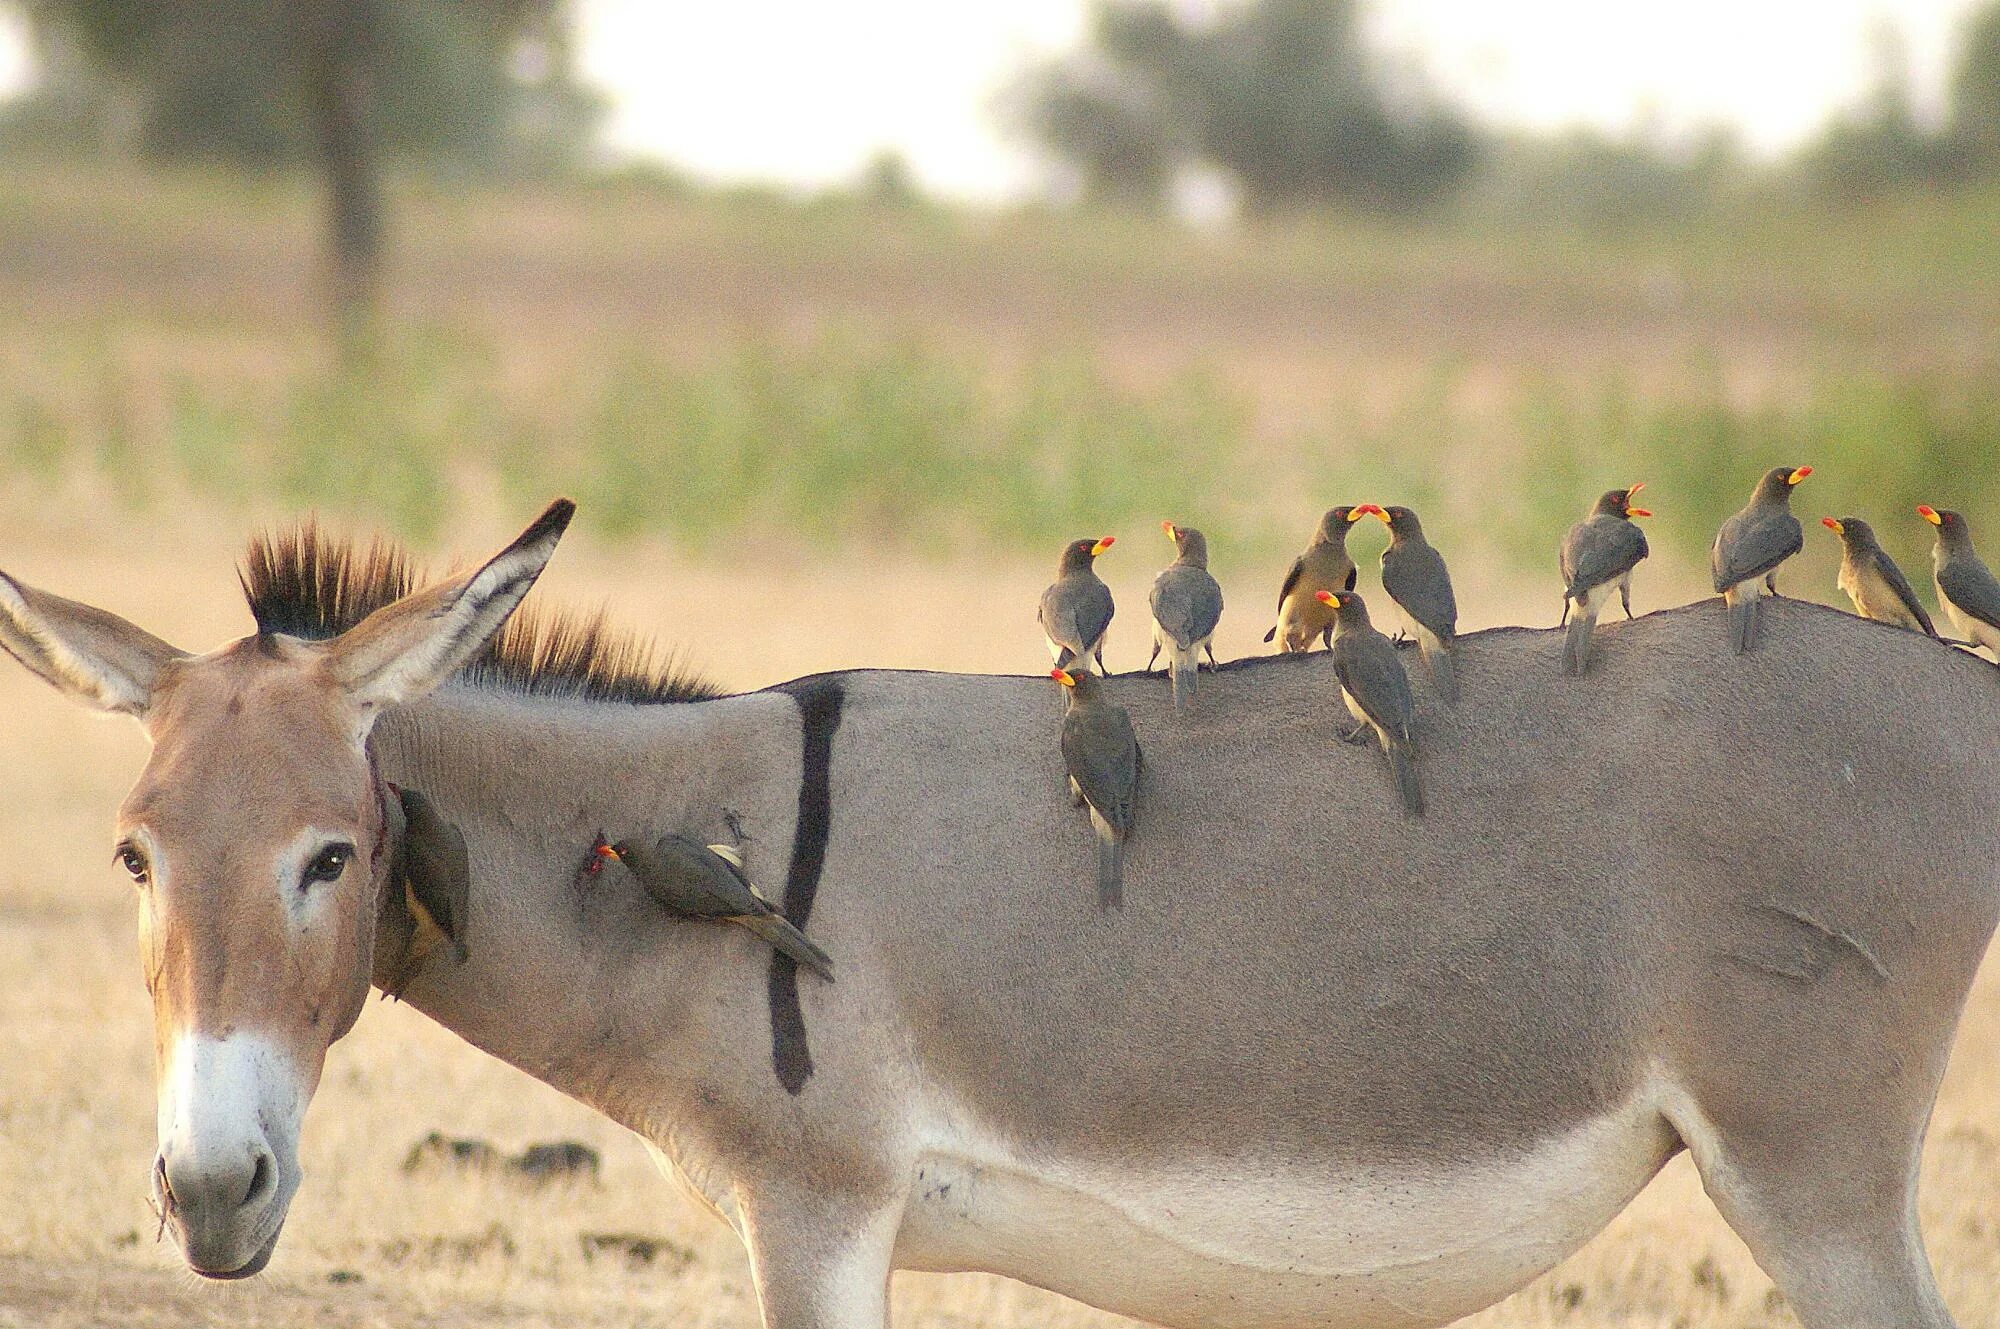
[1373,505,1460,707]
[1149,522,1225,710]
[1920,505,2000,657]
[1712,465,1810,654]
[1319,590,1423,816]
[1039,537,1116,673]
[1821,516,1937,638]
[1559,486,1652,675]
[1051,667,1139,908]
[1265,505,1374,653]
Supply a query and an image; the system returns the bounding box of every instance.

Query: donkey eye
[115,843,149,885]
[302,843,355,888]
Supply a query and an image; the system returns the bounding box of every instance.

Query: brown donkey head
[0,501,574,1278]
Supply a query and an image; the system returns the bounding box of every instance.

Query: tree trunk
[292,0,383,341]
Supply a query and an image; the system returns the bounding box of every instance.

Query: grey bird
[1148,521,1225,710]
[1052,666,1140,908]
[1039,536,1116,672]
[1373,505,1460,706]
[1821,516,1936,637]
[1920,505,2000,656]
[597,835,835,980]
[1320,590,1423,816]
[1559,485,1653,676]
[1711,465,1811,654]
[1265,505,1374,653]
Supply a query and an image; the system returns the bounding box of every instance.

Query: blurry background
[4,3,2000,1326]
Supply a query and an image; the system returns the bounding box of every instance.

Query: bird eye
[302,842,355,888]
[115,843,149,885]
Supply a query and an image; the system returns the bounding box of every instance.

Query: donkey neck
[366,683,809,1130]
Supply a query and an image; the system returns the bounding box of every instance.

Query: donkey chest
[894,1103,1676,1329]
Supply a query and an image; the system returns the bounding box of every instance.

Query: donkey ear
[325,500,575,710]
[0,572,185,717]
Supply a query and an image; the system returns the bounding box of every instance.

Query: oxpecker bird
[1559,486,1652,676]
[1320,590,1423,816]
[1265,505,1374,653]
[1149,521,1225,709]
[1712,466,1810,654]
[1822,516,1937,637]
[1374,505,1460,706]
[1920,506,2000,657]
[598,836,835,981]
[1052,667,1140,908]
[1039,536,1116,672]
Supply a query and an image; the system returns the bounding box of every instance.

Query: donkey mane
[238,522,723,705]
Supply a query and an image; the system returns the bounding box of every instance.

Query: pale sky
[0,1,1983,200]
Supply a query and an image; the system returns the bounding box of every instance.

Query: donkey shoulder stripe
[765,675,846,1094]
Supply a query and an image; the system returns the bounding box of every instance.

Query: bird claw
[1337,723,1374,747]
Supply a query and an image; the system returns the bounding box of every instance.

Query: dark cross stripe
[767,676,845,1094]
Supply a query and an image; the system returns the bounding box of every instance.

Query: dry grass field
[3,164,2000,1326]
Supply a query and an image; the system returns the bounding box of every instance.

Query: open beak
[1919,505,1943,526]
[1090,537,1115,557]
[1628,507,1652,518]
[1627,482,1644,496]
[1050,668,1076,687]
[1821,517,1843,533]
[1787,466,1812,485]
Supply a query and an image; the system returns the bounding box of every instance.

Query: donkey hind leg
[1671,1103,1954,1329]
[743,1207,898,1329]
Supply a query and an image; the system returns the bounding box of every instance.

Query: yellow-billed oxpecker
[1039,536,1116,672]
[1711,465,1810,654]
[1052,667,1140,908]
[1265,505,1375,653]
[1822,515,1937,638]
[1921,506,2000,656]
[1149,521,1225,710]
[1319,590,1423,816]
[1559,485,1652,675]
[598,836,834,981]
[1373,504,1460,706]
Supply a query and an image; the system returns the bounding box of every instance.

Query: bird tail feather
[1093,813,1123,909]
[742,915,835,981]
[1388,744,1424,817]
[1421,637,1457,707]
[1728,586,1760,654]
[1563,610,1594,676]
[1169,643,1198,709]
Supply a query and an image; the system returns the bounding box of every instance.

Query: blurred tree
[4,0,604,327]
[1950,0,2000,170]
[1802,22,1961,199]
[1003,0,1479,213]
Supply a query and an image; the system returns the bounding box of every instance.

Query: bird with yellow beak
[1039,537,1116,673]
[1920,505,2000,657]
[1711,466,1810,654]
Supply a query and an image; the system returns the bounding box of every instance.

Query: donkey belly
[895,1098,1678,1329]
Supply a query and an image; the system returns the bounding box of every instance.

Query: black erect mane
[238,521,723,705]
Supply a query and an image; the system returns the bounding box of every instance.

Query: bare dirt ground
[5,503,2000,1328]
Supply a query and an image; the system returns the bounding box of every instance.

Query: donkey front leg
[740,1192,901,1329]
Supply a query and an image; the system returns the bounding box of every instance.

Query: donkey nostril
[241,1151,275,1209]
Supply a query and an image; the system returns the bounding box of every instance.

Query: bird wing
[1274,555,1304,613]
[1866,548,1937,635]
[1564,517,1647,597]
[1333,634,1414,742]
[1939,556,2000,630]
[630,835,769,920]
[1061,706,1138,835]
[1042,576,1113,653]
[1150,566,1223,647]
[1712,508,1802,590]
[1381,544,1457,637]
